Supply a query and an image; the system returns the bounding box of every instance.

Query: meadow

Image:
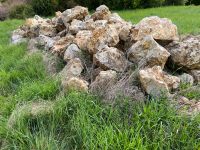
[0,6,200,150]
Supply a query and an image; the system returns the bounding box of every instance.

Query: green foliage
[31,0,58,16]
[9,4,35,19]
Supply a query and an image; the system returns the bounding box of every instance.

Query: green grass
[0,7,200,150]
[117,6,200,34]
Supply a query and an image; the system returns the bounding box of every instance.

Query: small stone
[190,70,200,83]
[179,73,194,86]
[69,19,86,34]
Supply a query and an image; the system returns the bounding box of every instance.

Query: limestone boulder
[51,35,74,55]
[74,30,92,51]
[90,70,117,95]
[87,25,119,54]
[94,46,127,72]
[11,29,27,44]
[69,19,86,34]
[52,11,66,32]
[131,16,179,42]
[64,44,81,62]
[127,36,170,69]
[91,5,111,21]
[62,77,89,92]
[139,66,180,97]
[167,35,200,70]
[61,6,88,26]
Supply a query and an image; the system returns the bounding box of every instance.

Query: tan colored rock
[62,77,89,92]
[11,29,27,44]
[91,5,111,21]
[94,46,127,72]
[61,6,88,26]
[139,66,180,97]
[51,35,74,55]
[190,70,200,83]
[60,58,84,80]
[69,19,86,34]
[74,30,92,51]
[167,35,200,70]
[64,44,81,62]
[127,36,170,69]
[90,70,117,95]
[131,16,179,41]
[88,25,119,54]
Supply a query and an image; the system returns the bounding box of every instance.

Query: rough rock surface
[127,36,170,69]
[94,47,127,72]
[91,5,111,21]
[69,19,86,34]
[131,16,179,42]
[64,44,81,62]
[11,29,27,44]
[139,66,180,97]
[167,35,200,70]
[90,70,117,95]
[61,6,88,25]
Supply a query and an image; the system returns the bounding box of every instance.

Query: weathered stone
[62,77,89,92]
[61,6,88,26]
[94,46,127,72]
[87,25,119,54]
[39,24,57,37]
[60,58,84,81]
[190,70,200,83]
[167,35,200,70]
[64,44,81,62]
[74,30,92,51]
[11,29,27,44]
[108,13,124,24]
[37,34,57,51]
[91,5,111,21]
[69,19,86,34]
[8,101,54,128]
[90,70,117,95]
[51,35,74,55]
[127,36,170,69]
[139,66,180,97]
[179,73,194,86]
[131,16,179,42]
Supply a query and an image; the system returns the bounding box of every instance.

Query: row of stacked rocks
[11,5,200,101]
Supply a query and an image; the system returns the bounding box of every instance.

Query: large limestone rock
[61,6,88,26]
[8,101,54,128]
[139,66,180,97]
[90,70,117,95]
[127,36,170,69]
[62,77,89,92]
[94,46,127,72]
[87,25,119,54]
[60,58,84,80]
[69,19,86,34]
[24,16,57,37]
[11,29,27,44]
[51,35,74,55]
[131,16,179,42]
[74,30,92,51]
[64,44,81,62]
[52,11,66,32]
[167,35,200,70]
[91,5,111,21]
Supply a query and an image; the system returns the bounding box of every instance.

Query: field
[0,6,200,149]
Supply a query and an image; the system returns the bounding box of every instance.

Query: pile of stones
[11,5,200,114]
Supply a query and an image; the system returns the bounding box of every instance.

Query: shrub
[165,0,188,5]
[31,0,58,16]
[9,4,35,19]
